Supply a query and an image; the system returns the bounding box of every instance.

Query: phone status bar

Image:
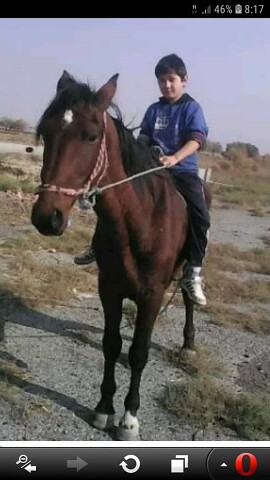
[191,4,266,17]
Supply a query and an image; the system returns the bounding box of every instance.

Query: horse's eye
[81,132,97,143]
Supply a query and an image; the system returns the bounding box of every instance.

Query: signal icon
[202,5,211,14]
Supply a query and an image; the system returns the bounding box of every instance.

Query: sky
[0,18,270,153]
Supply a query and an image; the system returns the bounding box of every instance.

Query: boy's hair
[155,54,187,80]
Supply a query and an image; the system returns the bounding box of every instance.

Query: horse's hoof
[116,412,140,440]
[92,412,115,430]
[181,347,197,359]
[116,424,140,441]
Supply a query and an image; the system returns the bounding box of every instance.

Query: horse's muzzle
[31,203,65,236]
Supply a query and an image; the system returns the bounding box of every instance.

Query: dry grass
[206,270,270,304]
[165,375,270,439]
[0,152,41,194]
[164,344,226,378]
[0,359,53,420]
[210,173,270,209]
[0,192,35,224]
[206,304,270,335]
[122,299,137,326]
[0,358,30,406]
[165,375,228,429]
[199,152,270,208]
[202,243,270,334]
[0,203,97,308]
[249,203,265,217]
[4,254,98,309]
[0,358,30,381]
[0,173,37,193]
[167,242,270,335]
[1,261,97,310]
[163,239,270,438]
[260,234,270,247]
[20,397,53,420]
[0,131,35,145]
[3,222,94,255]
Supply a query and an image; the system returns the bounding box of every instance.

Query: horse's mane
[110,110,169,180]
[36,80,171,188]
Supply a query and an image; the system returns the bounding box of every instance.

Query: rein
[86,164,166,207]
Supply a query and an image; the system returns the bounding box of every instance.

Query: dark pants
[171,172,211,267]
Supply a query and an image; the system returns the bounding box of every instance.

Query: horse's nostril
[52,208,63,229]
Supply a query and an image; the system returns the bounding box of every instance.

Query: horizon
[0,18,270,154]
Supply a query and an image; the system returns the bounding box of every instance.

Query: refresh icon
[119,454,141,473]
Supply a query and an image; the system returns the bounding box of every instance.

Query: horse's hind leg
[116,292,163,441]
[182,289,195,351]
[93,286,123,431]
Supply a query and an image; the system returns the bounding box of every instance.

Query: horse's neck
[98,121,151,245]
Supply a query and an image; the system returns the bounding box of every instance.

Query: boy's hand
[160,154,179,167]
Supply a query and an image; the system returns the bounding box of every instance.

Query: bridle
[35,112,167,208]
[35,113,108,198]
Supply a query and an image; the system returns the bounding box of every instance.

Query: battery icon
[235,4,242,14]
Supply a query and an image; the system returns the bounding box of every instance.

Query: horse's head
[31,71,118,236]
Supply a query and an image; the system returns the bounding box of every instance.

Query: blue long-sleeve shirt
[139,93,209,174]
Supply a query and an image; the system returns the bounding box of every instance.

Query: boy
[138,53,210,306]
[75,53,210,306]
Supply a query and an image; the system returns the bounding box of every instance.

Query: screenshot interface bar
[0,447,269,479]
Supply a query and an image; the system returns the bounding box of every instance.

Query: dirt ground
[0,193,270,441]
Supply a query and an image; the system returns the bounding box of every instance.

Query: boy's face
[157,72,187,103]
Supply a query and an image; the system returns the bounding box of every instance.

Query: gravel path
[210,207,270,250]
[0,204,269,441]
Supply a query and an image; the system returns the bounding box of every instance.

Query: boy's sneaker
[179,264,206,306]
[74,246,96,265]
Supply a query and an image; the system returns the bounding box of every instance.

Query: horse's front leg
[92,281,123,431]
[116,290,164,440]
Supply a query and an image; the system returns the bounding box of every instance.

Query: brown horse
[31,71,210,440]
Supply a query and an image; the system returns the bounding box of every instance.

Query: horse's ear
[96,74,119,111]
[56,70,76,92]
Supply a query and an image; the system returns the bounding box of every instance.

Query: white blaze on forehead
[63,109,73,124]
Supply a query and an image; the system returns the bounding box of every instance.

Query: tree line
[202,140,260,159]
[0,116,29,133]
[0,116,263,158]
